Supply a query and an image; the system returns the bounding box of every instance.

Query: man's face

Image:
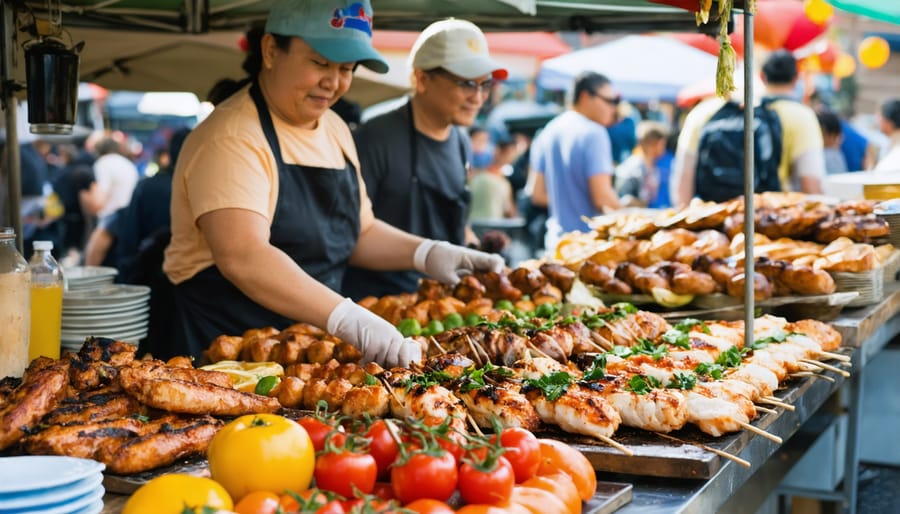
[584,83,620,127]
[261,36,354,128]
[416,68,492,127]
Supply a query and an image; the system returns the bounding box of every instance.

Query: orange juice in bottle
[28,241,63,360]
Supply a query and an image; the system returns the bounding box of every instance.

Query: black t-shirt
[341,99,472,299]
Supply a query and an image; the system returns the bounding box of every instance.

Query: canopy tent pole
[742,9,755,350]
[1,0,22,252]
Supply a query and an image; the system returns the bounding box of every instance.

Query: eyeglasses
[430,69,493,95]
[593,92,622,106]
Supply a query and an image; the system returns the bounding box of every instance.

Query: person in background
[875,98,900,172]
[83,137,139,224]
[528,71,621,252]
[606,102,638,165]
[614,121,670,208]
[816,108,849,175]
[671,50,825,207]
[469,126,494,171]
[51,144,96,263]
[163,0,502,364]
[468,139,518,221]
[341,18,508,300]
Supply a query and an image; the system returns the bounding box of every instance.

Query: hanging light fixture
[22,0,82,135]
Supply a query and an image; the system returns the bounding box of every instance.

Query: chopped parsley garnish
[402,370,453,391]
[674,318,711,334]
[363,373,378,386]
[661,329,691,350]
[633,338,669,360]
[458,362,514,392]
[715,346,750,368]
[694,362,725,380]
[581,354,608,381]
[624,374,662,395]
[666,372,697,390]
[523,371,574,401]
[752,330,804,350]
[611,345,633,358]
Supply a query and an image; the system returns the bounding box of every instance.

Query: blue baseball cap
[265,0,389,74]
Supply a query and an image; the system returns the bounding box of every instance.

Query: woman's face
[260,35,354,128]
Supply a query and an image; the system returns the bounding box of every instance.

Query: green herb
[661,329,691,350]
[363,373,378,386]
[254,375,280,396]
[524,371,574,401]
[666,372,697,390]
[459,362,512,392]
[752,330,803,349]
[402,370,453,391]
[611,345,633,358]
[131,413,150,423]
[694,362,725,380]
[715,346,746,368]
[623,374,662,395]
[632,338,669,360]
[674,318,710,334]
[582,354,608,381]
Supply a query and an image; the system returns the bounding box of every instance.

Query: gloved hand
[414,240,505,285]
[327,298,423,368]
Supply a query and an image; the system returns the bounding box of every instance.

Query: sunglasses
[593,92,622,106]
[430,68,494,95]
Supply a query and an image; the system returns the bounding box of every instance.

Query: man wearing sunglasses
[343,19,508,300]
[528,71,622,253]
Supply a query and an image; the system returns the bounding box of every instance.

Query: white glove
[327,298,423,368]
[414,240,505,285]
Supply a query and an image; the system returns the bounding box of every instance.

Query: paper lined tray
[831,267,883,307]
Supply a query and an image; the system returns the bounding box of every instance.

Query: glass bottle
[29,240,64,361]
[0,228,31,377]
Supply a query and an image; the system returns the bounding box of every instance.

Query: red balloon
[755,0,829,51]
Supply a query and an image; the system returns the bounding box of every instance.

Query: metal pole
[742,10,754,349]
[1,1,22,253]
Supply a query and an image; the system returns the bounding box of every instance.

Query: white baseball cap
[409,19,508,80]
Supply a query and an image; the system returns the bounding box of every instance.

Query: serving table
[99,284,900,514]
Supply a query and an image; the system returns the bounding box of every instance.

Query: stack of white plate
[63,266,118,291]
[0,456,105,514]
[62,284,151,351]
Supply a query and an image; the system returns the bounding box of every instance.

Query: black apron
[341,100,469,300]
[173,82,361,359]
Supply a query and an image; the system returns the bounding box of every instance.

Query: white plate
[62,305,150,322]
[7,485,104,514]
[63,285,150,305]
[70,498,103,514]
[62,323,149,339]
[61,329,147,345]
[63,266,118,281]
[0,457,104,494]
[0,474,102,510]
[63,299,150,314]
[62,313,150,330]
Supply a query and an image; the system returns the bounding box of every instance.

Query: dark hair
[206,28,291,104]
[882,98,900,128]
[573,71,611,104]
[95,138,121,156]
[816,108,842,136]
[762,50,798,85]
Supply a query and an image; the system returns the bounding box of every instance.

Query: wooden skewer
[655,432,751,468]
[799,358,850,378]
[754,405,777,414]
[596,434,635,456]
[791,371,836,383]
[757,397,795,412]
[590,331,615,351]
[579,337,607,352]
[378,377,407,409]
[429,336,448,355]
[526,341,554,360]
[737,421,783,444]
[463,335,486,366]
[466,413,485,437]
[816,351,851,363]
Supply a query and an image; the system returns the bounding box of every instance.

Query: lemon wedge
[651,287,694,308]
[200,360,284,393]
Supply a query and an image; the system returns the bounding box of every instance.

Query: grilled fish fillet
[0,365,69,450]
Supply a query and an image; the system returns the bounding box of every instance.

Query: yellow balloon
[804,0,834,25]
[858,36,891,69]
[832,53,856,79]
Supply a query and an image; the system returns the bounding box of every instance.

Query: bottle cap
[33,240,53,251]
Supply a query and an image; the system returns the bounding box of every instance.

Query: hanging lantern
[24,38,82,135]
[803,0,834,26]
[858,36,891,69]
[832,52,856,79]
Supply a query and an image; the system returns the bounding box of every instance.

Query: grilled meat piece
[508,267,548,295]
[0,365,69,450]
[104,415,223,475]
[457,384,541,431]
[814,214,890,243]
[23,417,148,460]
[118,366,280,416]
[122,361,233,388]
[539,263,576,293]
[341,384,391,418]
[44,393,143,426]
[204,335,245,363]
[77,337,137,366]
[68,356,119,391]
